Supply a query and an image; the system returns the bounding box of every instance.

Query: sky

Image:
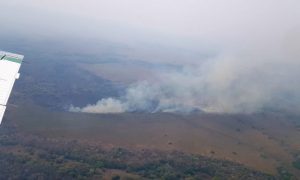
[1,0,299,46]
[1,0,300,113]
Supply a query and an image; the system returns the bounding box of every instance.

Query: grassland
[0,108,276,179]
[1,54,299,179]
[1,103,300,179]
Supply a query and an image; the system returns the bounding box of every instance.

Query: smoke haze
[72,25,300,113]
[1,0,300,113]
[70,45,300,114]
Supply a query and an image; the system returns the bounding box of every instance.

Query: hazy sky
[1,0,300,113]
[1,0,299,46]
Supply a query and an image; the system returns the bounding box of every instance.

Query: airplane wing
[0,51,24,124]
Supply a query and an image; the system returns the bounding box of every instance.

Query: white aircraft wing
[0,51,23,124]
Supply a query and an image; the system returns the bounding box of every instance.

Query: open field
[0,53,299,179]
[3,103,300,178]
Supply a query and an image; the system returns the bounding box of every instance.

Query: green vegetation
[0,126,275,180]
[260,153,268,159]
[292,159,300,170]
[277,167,293,180]
[13,59,122,110]
[112,175,121,180]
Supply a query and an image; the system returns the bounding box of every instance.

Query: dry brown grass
[6,104,300,176]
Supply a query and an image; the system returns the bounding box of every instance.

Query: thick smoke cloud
[71,37,300,114]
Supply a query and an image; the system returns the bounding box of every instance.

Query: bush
[292,160,300,169]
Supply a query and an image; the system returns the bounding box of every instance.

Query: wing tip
[0,105,6,125]
[0,51,24,60]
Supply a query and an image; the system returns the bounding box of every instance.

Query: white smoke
[63,0,300,114]
[70,98,125,113]
[70,41,300,114]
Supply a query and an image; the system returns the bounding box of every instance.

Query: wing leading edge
[0,51,24,124]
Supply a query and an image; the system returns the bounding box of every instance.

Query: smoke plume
[70,34,300,114]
